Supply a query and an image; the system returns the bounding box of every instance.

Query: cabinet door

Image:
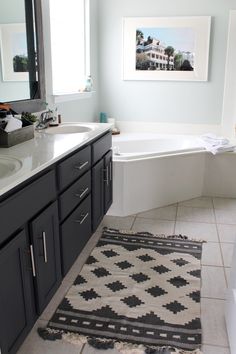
[0,229,33,354]
[92,158,104,232]
[30,202,61,314]
[104,150,113,214]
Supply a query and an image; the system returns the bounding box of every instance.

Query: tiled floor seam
[212,202,229,284]
[201,296,226,300]
[173,203,179,233]
[80,343,86,354]
[203,343,230,348]
[201,264,225,268]
[130,215,137,230]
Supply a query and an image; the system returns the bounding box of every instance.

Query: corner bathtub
[107,133,236,217]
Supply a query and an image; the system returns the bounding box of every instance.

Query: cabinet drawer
[59,170,91,221]
[0,170,56,246]
[61,195,91,275]
[57,145,91,190]
[92,132,112,165]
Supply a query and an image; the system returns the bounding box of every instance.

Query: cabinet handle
[75,187,89,199]
[109,161,112,182]
[74,161,89,170]
[30,245,36,277]
[75,212,89,225]
[103,167,109,186]
[42,231,48,263]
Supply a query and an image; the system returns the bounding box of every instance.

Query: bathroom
[0,0,236,353]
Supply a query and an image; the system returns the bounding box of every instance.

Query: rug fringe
[38,327,202,354]
[103,227,205,243]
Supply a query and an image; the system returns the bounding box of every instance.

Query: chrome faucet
[35,110,54,130]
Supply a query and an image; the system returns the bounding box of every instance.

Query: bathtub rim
[112,148,209,162]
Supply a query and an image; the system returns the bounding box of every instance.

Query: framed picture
[0,23,29,81]
[123,16,211,81]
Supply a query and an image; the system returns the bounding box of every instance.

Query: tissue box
[0,119,34,147]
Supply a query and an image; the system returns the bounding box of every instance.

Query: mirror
[0,0,45,112]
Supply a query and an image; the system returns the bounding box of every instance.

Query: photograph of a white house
[136,27,195,71]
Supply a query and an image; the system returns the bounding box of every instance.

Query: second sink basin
[45,124,94,135]
[0,156,22,179]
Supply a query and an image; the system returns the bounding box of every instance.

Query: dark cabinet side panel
[92,159,104,232]
[104,150,113,214]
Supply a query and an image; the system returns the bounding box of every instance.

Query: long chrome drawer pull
[109,161,112,181]
[75,212,89,225]
[75,161,89,170]
[42,231,48,263]
[30,245,36,277]
[103,167,109,186]
[75,187,89,199]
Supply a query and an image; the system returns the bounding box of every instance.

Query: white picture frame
[0,23,29,82]
[123,16,211,81]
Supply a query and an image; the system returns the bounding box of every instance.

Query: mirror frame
[7,0,46,113]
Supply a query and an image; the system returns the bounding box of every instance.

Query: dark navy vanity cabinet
[0,131,112,354]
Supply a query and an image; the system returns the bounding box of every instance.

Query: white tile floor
[18,196,235,354]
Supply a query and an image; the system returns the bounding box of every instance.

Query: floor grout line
[80,343,86,354]
[135,215,236,226]
[130,215,137,230]
[173,204,179,234]
[201,296,226,300]
[201,264,228,268]
[212,198,229,286]
[202,343,230,348]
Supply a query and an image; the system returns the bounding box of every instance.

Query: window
[49,0,90,95]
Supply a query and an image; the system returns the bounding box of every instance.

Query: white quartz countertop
[0,122,112,197]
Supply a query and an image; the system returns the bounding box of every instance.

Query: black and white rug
[39,228,203,354]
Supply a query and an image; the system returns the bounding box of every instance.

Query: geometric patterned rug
[39,228,203,354]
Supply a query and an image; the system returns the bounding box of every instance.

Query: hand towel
[200,133,236,155]
[4,117,22,133]
[200,133,229,146]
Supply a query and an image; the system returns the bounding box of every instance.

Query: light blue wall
[0,0,30,102]
[98,0,236,125]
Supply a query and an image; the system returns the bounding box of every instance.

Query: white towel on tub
[200,133,236,155]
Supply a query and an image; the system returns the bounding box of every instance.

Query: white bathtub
[112,133,204,160]
[108,133,236,216]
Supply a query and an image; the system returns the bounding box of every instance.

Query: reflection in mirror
[0,0,40,103]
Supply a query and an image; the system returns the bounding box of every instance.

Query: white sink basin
[45,124,94,135]
[0,156,22,179]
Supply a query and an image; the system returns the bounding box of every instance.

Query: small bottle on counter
[84,75,93,92]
